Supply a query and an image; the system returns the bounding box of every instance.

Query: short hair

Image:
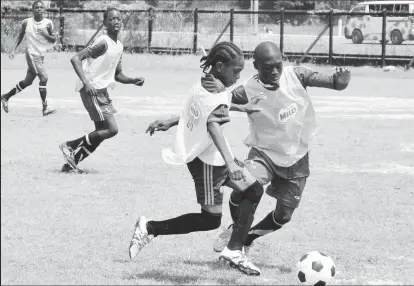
[200,41,243,73]
[103,7,120,22]
[32,0,44,9]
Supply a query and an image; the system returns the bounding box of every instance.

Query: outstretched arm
[295,66,351,91]
[146,116,180,136]
[10,19,27,58]
[229,85,265,114]
[115,55,145,85]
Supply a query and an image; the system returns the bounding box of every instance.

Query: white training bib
[243,66,318,167]
[76,35,123,91]
[162,83,231,166]
[25,17,55,56]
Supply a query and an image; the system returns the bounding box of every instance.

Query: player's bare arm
[40,22,57,43]
[70,40,107,96]
[229,85,265,114]
[296,66,351,90]
[114,56,145,85]
[9,19,28,59]
[207,121,245,181]
[145,116,180,136]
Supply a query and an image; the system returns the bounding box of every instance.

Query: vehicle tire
[390,30,403,45]
[352,29,363,44]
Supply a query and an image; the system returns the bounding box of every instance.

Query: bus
[344,1,414,44]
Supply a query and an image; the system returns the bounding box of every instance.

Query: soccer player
[1,0,57,116]
[58,8,144,173]
[146,41,351,254]
[129,42,265,276]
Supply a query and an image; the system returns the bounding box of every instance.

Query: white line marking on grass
[314,163,414,176]
[320,114,414,120]
[400,143,414,153]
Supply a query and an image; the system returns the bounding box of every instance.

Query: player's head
[200,42,244,87]
[103,8,121,33]
[253,41,283,86]
[32,0,45,18]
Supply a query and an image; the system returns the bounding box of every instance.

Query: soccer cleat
[219,247,261,276]
[1,95,9,113]
[59,142,78,169]
[213,224,233,252]
[60,163,85,174]
[129,216,154,259]
[43,105,57,116]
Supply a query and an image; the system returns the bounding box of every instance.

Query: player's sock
[3,81,27,101]
[227,182,263,251]
[229,191,243,223]
[74,141,101,164]
[244,211,283,246]
[146,210,221,237]
[39,84,48,107]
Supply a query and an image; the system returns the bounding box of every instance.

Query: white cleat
[213,224,233,252]
[219,247,261,276]
[129,216,153,259]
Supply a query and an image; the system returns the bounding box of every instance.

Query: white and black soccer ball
[297,251,336,285]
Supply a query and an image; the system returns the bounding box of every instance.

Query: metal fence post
[193,8,198,54]
[280,8,284,54]
[147,8,153,52]
[328,9,334,65]
[381,9,387,67]
[59,6,64,46]
[230,8,234,43]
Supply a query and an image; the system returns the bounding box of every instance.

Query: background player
[58,8,144,173]
[145,41,351,255]
[129,42,265,276]
[1,0,57,116]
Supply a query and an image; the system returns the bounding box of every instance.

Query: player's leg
[59,89,117,170]
[213,148,272,253]
[1,69,36,113]
[244,176,307,246]
[128,157,225,259]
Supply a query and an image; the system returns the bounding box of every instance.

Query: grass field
[1,53,414,285]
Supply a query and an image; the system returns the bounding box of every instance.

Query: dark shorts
[80,88,115,122]
[187,157,256,206]
[25,51,45,75]
[243,148,309,208]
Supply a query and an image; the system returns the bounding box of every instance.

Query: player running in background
[129,42,265,276]
[58,8,144,173]
[1,0,57,116]
[146,41,351,255]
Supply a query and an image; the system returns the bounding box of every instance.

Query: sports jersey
[162,74,232,166]
[24,17,55,56]
[75,35,123,92]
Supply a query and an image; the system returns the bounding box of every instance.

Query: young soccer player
[146,41,351,254]
[58,8,144,173]
[129,42,265,276]
[1,0,57,116]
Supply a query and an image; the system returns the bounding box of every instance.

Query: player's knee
[242,181,264,205]
[38,73,48,83]
[201,209,222,230]
[230,190,243,205]
[274,206,294,225]
[107,125,118,138]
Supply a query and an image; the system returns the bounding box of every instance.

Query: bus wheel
[352,29,363,44]
[390,30,403,45]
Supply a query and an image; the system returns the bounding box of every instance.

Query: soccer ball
[297,251,336,285]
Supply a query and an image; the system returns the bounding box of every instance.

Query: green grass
[1,53,414,285]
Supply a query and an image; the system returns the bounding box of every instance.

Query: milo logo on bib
[189,102,200,119]
[278,103,298,124]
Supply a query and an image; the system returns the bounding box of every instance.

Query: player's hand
[242,92,266,114]
[9,52,15,60]
[227,161,246,181]
[133,77,145,86]
[334,66,351,85]
[146,119,172,136]
[84,82,97,97]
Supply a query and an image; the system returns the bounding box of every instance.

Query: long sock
[146,210,221,237]
[244,211,283,246]
[229,191,242,223]
[67,131,102,150]
[39,84,47,107]
[227,199,255,251]
[74,140,101,164]
[3,81,26,101]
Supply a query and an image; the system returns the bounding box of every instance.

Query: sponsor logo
[278,103,298,124]
[189,102,200,119]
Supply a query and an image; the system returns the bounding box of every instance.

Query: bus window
[382,4,395,12]
[352,5,366,13]
[369,4,381,16]
[400,4,409,13]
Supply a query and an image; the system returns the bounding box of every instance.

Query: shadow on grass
[182,259,292,273]
[49,168,99,175]
[124,270,200,284]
